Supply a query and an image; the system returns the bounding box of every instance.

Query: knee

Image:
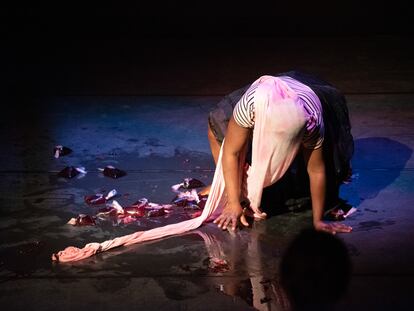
[207,122,216,142]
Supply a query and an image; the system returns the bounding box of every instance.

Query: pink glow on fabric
[51,76,307,262]
[245,76,307,216]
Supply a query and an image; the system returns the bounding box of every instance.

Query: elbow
[307,163,326,177]
[306,156,326,177]
[222,147,241,163]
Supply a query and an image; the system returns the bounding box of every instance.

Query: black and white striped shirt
[233,76,324,149]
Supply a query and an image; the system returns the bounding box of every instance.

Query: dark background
[1,1,413,98]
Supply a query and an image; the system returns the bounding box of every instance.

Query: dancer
[52,71,353,262]
[208,71,354,234]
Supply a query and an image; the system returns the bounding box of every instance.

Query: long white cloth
[51,76,307,262]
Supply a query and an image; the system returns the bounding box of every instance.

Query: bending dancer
[52,71,353,262]
[208,71,354,234]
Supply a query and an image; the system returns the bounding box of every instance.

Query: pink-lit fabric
[52,75,307,262]
[244,76,307,217]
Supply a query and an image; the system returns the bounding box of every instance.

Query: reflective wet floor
[1,36,414,310]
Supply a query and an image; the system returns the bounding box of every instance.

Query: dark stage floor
[1,35,414,310]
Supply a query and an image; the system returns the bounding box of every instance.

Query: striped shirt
[233,76,324,149]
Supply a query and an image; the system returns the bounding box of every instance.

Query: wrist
[226,201,242,210]
[226,198,240,205]
[312,212,323,224]
[313,219,323,227]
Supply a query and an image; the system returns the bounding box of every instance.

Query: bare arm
[213,116,250,230]
[222,116,249,207]
[303,147,352,234]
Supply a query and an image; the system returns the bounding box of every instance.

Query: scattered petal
[54,145,72,158]
[67,214,96,226]
[99,165,127,179]
[58,166,86,179]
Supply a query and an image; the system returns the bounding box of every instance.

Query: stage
[1,10,414,310]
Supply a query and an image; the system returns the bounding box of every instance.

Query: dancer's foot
[198,185,211,196]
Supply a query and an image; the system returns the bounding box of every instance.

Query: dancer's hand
[213,202,249,231]
[314,220,352,234]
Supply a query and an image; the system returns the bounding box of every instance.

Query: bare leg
[199,122,222,196]
[207,121,221,165]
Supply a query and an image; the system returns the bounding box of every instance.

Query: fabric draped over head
[51,75,307,262]
[243,76,307,217]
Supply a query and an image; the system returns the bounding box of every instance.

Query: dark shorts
[208,84,251,144]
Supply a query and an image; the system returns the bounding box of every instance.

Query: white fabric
[233,75,323,149]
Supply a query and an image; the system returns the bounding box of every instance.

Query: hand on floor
[314,220,353,234]
[213,202,249,231]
